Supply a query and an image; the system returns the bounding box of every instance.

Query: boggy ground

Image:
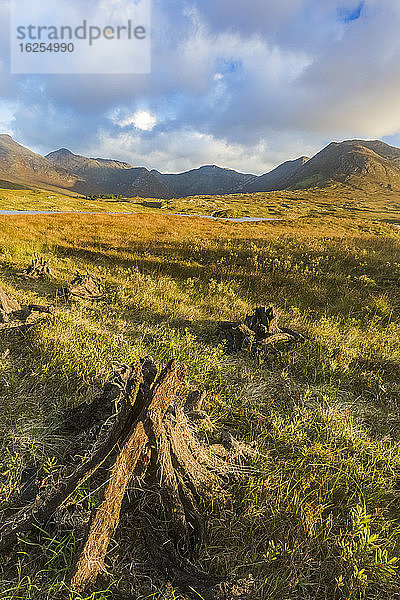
[2,181,400,223]
[0,213,400,599]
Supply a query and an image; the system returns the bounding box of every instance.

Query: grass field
[1,209,400,599]
[1,182,400,223]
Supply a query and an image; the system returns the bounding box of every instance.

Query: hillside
[0,134,84,193]
[244,156,310,192]
[151,164,254,197]
[282,140,400,190]
[3,135,400,199]
[46,148,174,199]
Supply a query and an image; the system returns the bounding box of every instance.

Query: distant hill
[244,156,310,192]
[151,165,254,197]
[279,140,400,191]
[46,148,174,199]
[0,134,84,193]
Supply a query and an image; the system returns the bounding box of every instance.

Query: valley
[1,134,400,600]
[0,211,400,599]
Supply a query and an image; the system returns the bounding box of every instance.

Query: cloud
[0,100,15,133]
[93,127,321,174]
[0,0,400,173]
[111,109,157,131]
[292,1,400,137]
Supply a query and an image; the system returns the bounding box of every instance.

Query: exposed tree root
[57,271,105,301]
[218,305,306,354]
[0,357,255,599]
[0,281,54,329]
[146,528,255,600]
[0,284,21,322]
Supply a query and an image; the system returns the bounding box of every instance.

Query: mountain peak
[2,135,400,197]
[0,136,84,191]
[46,146,173,198]
[56,148,73,155]
[46,148,75,159]
[153,163,254,197]
[0,134,25,149]
[273,139,400,190]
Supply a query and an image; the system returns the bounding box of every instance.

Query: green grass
[0,212,400,598]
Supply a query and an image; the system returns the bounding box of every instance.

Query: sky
[1,0,400,174]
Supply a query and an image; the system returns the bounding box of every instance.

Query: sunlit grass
[1,181,400,222]
[0,212,400,598]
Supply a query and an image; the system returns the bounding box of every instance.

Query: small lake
[0,210,281,223]
[171,213,281,222]
[0,210,128,216]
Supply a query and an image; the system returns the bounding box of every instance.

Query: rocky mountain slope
[279,140,400,190]
[152,140,400,195]
[46,148,173,199]
[151,165,254,197]
[0,135,84,193]
[244,156,310,192]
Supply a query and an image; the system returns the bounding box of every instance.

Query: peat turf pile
[0,282,53,327]
[23,254,53,279]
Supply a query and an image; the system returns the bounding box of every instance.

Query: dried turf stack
[24,254,53,279]
[0,282,53,328]
[218,306,305,354]
[58,271,105,301]
[0,358,255,600]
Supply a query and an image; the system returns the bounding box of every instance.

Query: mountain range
[1,134,400,198]
[46,148,173,199]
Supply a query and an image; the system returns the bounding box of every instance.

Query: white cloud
[93,127,320,174]
[110,109,157,130]
[125,110,157,131]
[0,101,15,135]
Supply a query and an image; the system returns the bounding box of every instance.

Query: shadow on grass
[0,259,61,300]
[0,180,31,190]
[3,237,400,442]
[50,239,400,324]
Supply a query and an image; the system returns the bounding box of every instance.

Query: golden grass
[0,211,400,599]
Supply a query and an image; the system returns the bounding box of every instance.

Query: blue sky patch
[215,58,243,75]
[338,2,364,23]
